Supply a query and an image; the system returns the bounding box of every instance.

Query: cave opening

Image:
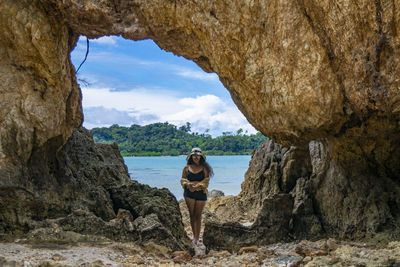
[69,36,267,244]
[70,35,261,198]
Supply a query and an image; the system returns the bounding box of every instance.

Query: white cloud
[83,106,158,129]
[82,87,182,119]
[90,36,118,45]
[175,68,219,82]
[81,87,257,136]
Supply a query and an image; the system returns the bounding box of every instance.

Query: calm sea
[123,155,251,200]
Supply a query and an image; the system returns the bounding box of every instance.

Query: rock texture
[0,127,192,252]
[1,239,399,267]
[1,0,400,251]
[0,0,82,174]
[203,140,322,251]
[204,139,399,250]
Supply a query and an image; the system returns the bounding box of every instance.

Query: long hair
[187,156,214,177]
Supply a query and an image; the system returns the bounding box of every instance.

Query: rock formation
[1,0,400,250]
[0,127,192,252]
[204,138,399,251]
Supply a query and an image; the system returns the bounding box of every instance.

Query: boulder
[208,190,225,199]
[204,194,293,252]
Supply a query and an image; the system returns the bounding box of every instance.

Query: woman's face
[192,154,201,164]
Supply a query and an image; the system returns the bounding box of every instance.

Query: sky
[70,36,257,136]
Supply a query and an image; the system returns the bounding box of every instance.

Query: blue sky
[71,36,256,136]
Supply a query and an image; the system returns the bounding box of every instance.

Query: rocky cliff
[1,0,399,250]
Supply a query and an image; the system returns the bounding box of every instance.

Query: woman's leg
[184,197,196,241]
[193,200,206,243]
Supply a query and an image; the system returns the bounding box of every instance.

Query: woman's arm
[194,168,210,193]
[180,166,190,189]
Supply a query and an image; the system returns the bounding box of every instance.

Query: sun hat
[186,147,206,161]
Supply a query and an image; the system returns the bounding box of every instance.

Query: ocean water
[123,155,251,200]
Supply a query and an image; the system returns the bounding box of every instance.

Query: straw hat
[186,147,206,161]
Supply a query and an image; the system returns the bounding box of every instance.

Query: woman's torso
[186,166,205,182]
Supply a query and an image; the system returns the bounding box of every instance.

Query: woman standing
[181,147,213,246]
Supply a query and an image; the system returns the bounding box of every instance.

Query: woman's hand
[187,182,201,192]
[192,183,202,191]
[187,182,195,192]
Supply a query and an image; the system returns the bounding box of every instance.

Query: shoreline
[122,154,253,157]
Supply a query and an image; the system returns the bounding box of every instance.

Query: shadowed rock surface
[204,139,400,250]
[1,0,400,250]
[204,194,294,252]
[0,127,192,252]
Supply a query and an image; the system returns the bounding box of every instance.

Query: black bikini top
[186,169,204,181]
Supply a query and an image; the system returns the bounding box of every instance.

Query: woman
[181,147,213,246]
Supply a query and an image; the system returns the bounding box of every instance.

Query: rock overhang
[3,1,400,157]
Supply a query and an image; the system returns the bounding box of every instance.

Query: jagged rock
[208,190,225,199]
[203,140,321,246]
[204,194,293,252]
[239,141,311,214]
[204,138,399,247]
[0,127,192,252]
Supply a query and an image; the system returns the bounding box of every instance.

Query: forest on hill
[91,122,268,156]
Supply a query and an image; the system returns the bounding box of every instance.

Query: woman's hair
[187,156,214,177]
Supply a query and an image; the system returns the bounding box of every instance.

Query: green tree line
[91,122,268,156]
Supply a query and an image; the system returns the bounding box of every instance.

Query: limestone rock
[204,194,293,252]
[208,189,225,199]
[0,127,191,252]
[203,140,321,247]
[204,138,399,247]
[0,0,82,173]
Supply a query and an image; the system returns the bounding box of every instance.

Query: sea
[123,155,251,200]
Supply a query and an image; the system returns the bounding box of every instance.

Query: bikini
[183,169,207,201]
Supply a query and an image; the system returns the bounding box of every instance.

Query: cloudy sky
[71,36,257,136]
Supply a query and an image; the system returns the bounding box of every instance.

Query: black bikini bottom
[184,188,207,201]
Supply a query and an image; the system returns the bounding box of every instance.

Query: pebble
[326,238,338,251]
[207,250,231,258]
[171,250,191,263]
[206,258,214,265]
[238,245,258,254]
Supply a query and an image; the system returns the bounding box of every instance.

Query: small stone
[125,256,145,264]
[51,254,66,261]
[310,249,328,257]
[328,257,340,265]
[207,250,231,258]
[238,246,258,254]
[303,256,312,263]
[326,238,338,251]
[206,258,214,265]
[171,251,191,263]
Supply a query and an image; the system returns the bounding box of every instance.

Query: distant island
[91,122,268,156]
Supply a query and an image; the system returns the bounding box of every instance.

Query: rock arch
[1,0,399,246]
